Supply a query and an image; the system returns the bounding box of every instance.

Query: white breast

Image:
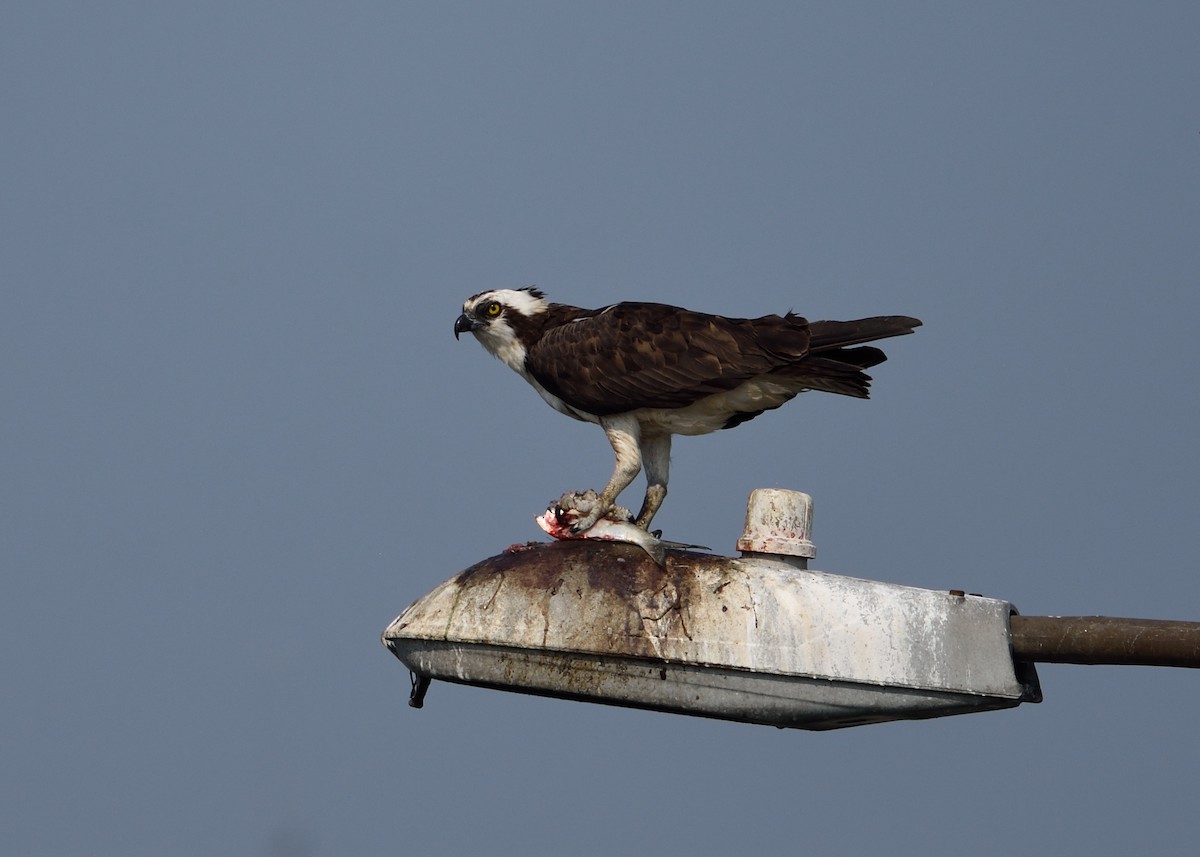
[524,372,600,424]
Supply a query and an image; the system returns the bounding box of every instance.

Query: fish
[536,490,709,566]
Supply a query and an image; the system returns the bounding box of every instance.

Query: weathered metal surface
[735,488,816,561]
[382,540,1041,729]
[1010,615,1200,668]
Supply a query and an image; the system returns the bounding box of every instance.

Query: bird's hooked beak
[453,313,476,340]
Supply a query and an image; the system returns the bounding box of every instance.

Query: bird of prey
[454,287,921,534]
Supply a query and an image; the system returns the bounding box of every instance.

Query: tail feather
[807,316,922,352]
[777,316,921,398]
[822,345,887,369]
[775,355,876,398]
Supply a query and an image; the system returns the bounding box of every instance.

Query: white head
[453,287,549,370]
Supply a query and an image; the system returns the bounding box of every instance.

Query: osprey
[454,287,921,534]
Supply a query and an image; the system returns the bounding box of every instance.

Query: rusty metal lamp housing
[383,490,1042,730]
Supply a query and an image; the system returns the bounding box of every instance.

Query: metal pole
[1010,616,1200,668]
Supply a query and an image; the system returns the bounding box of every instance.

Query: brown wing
[524,302,812,416]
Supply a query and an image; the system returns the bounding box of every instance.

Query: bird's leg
[569,415,642,534]
[634,433,671,530]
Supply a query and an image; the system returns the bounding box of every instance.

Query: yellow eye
[485,301,502,317]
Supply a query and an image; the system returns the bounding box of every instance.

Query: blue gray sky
[4,3,1199,855]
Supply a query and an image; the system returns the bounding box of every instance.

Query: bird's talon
[568,510,602,534]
